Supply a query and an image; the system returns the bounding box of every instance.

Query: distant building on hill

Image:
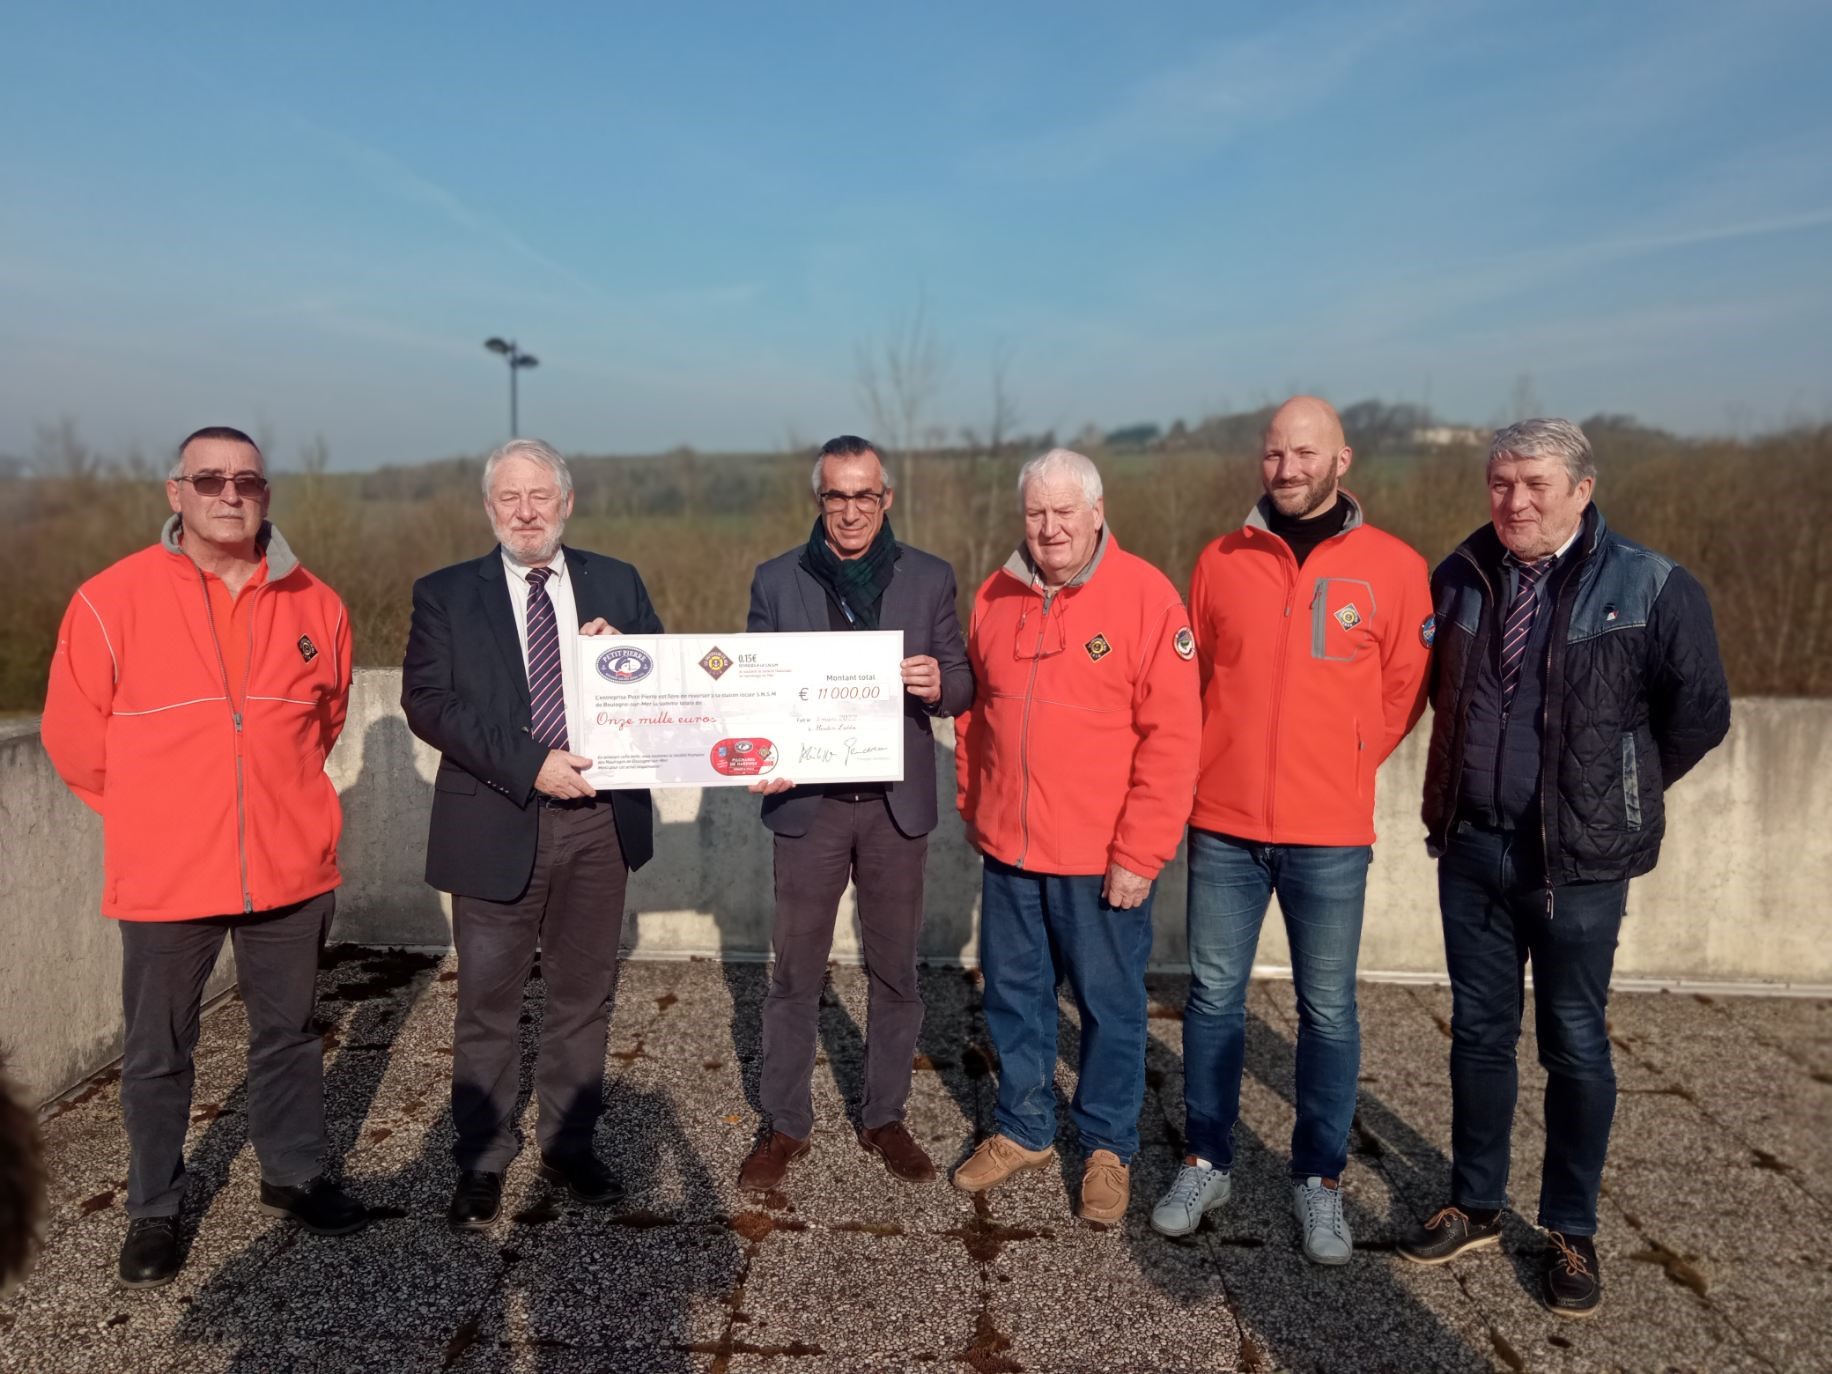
[1412,425,1489,448]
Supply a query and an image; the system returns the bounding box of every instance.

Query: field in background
[3,412,1827,711]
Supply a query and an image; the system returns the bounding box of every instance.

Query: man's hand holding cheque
[751,651,938,794]
[534,618,618,799]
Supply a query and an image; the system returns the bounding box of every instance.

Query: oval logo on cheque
[595,647,654,684]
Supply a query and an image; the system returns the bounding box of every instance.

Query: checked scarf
[800,516,899,630]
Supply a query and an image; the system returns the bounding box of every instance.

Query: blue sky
[3,1,1829,469]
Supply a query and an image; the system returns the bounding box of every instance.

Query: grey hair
[170,425,260,479]
[809,436,895,495]
[1488,418,1595,487]
[1017,447,1103,509]
[482,438,574,500]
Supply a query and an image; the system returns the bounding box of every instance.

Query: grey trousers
[760,796,928,1139]
[451,800,627,1172]
[119,890,336,1218]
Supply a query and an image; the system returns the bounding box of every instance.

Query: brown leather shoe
[1078,1149,1130,1226]
[952,1134,1055,1193]
[859,1122,937,1183]
[738,1130,809,1193]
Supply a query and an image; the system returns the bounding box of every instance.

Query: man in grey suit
[738,435,974,1192]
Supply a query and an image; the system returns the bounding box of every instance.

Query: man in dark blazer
[737,435,974,1192]
[402,438,663,1230]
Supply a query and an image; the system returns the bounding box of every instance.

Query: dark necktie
[524,565,569,750]
[1498,556,1552,707]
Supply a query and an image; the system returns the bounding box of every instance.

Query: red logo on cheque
[711,738,778,776]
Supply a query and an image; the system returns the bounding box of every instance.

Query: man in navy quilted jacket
[1399,418,1729,1319]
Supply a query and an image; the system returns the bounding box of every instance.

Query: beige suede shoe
[951,1135,1055,1192]
[1078,1149,1130,1226]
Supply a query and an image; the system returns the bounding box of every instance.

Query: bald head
[1264,396,1346,452]
[1261,395,1352,520]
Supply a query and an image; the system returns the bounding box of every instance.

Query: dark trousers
[119,891,336,1218]
[760,797,928,1139]
[979,856,1155,1159]
[1439,823,1627,1235]
[451,801,627,1172]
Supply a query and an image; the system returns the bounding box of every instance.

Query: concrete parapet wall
[4,672,1827,1103]
[0,728,235,1108]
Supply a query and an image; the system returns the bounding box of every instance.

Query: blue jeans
[978,856,1154,1158]
[1439,823,1626,1236]
[1181,829,1371,1179]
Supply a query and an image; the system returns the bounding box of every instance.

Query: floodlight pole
[483,337,541,436]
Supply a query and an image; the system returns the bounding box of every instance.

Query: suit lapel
[477,550,531,708]
[563,546,602,628]
[879,549,913,643]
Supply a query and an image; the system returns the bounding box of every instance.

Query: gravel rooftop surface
[5,949,1829,1373]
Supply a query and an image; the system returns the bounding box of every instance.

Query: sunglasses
[176,472,269,497]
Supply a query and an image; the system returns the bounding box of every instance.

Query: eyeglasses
[819,489,885,513]
[176,472,269,498]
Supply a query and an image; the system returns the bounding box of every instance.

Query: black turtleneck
[1265,497,1351,567]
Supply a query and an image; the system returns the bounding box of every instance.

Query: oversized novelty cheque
[578,632,905,789]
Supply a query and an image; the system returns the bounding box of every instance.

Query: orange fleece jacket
[40,518,351,920]
[1187,494,1431,846]
[955,530,1200,879]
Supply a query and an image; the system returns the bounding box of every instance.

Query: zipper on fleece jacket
[1013,588,1054,870]
[1253,521,1359,835]
[193,565,258,915]
[1262,549,1299,834]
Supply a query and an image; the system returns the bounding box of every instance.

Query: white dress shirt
[501,550,583,752]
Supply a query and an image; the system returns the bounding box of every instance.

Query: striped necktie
[1498,556,1553,707]
[524,565,569,750]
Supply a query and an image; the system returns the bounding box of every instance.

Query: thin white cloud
[966,4,1439,180]
[290,117,609,300]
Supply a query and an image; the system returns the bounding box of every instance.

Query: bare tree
[31,418,98,482]
[855,291,946,544]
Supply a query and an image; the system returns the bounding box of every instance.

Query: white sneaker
[1150,1161,1231,1237]
[1293,1176,1353,1265]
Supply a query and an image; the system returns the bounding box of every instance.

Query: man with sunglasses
[43,426,363,1288]
[736,435,972,1193]
[952,447,1200,1225]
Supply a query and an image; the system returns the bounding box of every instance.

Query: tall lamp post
[483,337,539,435]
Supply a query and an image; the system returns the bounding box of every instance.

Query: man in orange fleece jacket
[41,426,364,1289]
[1148,397,1431,1265]
[952,447,1200,1226]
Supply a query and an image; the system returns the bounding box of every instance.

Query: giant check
[578,632,904,789]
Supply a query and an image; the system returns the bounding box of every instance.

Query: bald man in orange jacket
[1150,397,1431,1265]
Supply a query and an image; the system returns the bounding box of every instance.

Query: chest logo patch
[1173,627,1196,660]
[1420,614,1436,648]
[1085,633,1112,662]
[1334,603,1363,631]
[297,635,318,663]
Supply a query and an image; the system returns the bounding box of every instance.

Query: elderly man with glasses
[736,435,973,1193]
[43,425,364,1287]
